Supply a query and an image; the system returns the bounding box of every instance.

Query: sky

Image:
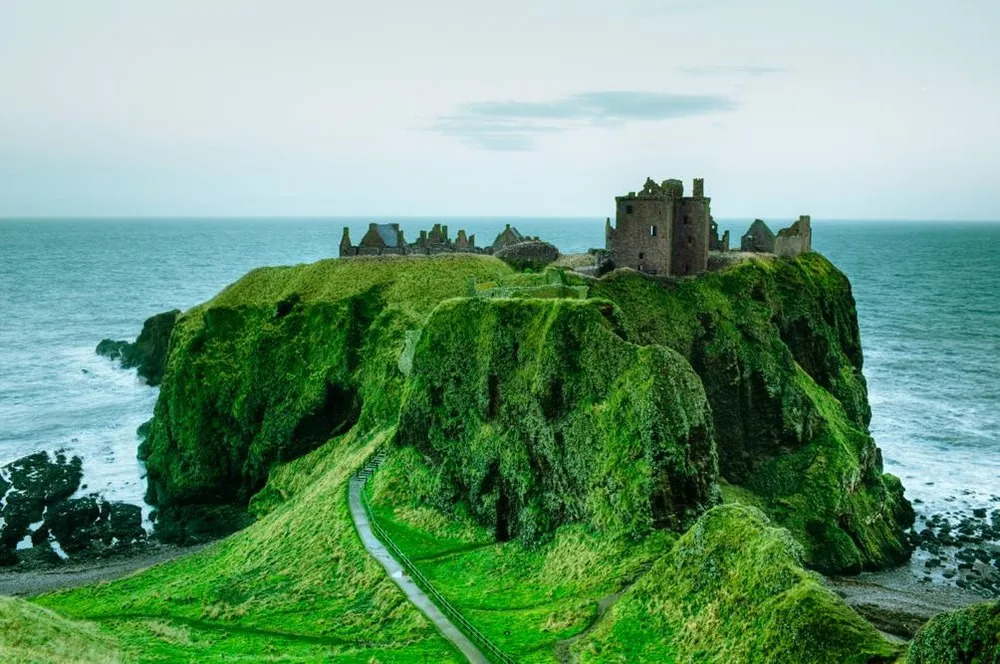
[1,0,998,220]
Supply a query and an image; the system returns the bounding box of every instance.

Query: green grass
[0,596,122,664]
[366,450,902,663]
[574,505,901,663]
[366,446,674,662]
[35,429,463,663]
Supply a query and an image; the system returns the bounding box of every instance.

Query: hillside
[23,252,994,662]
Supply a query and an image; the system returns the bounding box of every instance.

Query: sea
[1,218,998,568]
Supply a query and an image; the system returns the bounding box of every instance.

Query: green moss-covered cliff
[589,254,914,573]
[142,256,512,524]
[397,297,718,542]
[142,251,911,573]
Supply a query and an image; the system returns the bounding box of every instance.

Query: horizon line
[2,215,1000,224]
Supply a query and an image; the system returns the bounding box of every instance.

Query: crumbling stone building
[339,222,535,258]
[774,215,812,257]
[738,216,811,257]
[740,219,776,253]
[605,177,711,276]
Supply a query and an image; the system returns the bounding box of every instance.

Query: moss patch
[906,600,999,663]
[397,296,718,542]
[574,504,900,663]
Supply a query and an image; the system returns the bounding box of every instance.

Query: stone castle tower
[605,177,711,276]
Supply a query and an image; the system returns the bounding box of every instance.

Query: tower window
[649,225,657,237]
[638,252,644,260]
[688,236,693,246]
[683,215,690,225]
[626,205,634,214]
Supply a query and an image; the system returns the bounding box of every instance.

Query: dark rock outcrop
[0,452,83,565]
[494,240,560,272]
[37,497,146,556]
[0,452,147,565]
[96,309,179,386]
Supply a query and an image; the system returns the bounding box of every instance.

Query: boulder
[0,451,82,564]
[494,241,560,272]
[39,496,146,556]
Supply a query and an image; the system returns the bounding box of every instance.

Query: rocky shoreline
[0,541,207,597]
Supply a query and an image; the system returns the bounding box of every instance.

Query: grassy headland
[15,251,990,662]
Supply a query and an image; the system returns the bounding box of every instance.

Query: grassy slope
[36,429,461,662]
[574,505,900,663]
[0,596,121,664]
[367,450,901,663]
[366,446,674,662]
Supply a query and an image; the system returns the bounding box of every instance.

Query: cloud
[680,65,786,77]
[430,90,737,150]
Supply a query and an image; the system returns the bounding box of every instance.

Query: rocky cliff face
[590,253,914,573]
[96,309,179,386]
[140,253,912,573]
[397,298,719,542]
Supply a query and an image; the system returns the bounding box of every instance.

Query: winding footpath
[348,470,489,664]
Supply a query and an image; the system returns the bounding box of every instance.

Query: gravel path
[0,543,207,597]
[348,474,488,664]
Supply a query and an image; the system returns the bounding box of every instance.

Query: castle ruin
[604,177,812,276]
[605,177,711,276]
[339,222,538,258]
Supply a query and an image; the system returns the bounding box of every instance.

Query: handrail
[353,450,516,664]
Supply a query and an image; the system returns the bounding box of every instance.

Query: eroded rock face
[398,298,719,542]
[96,309,179,386]
[0,451,147,565]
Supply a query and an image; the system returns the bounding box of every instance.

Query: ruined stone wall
[608,197,674,274]
[672,198,710,276]
[774,216,812,258]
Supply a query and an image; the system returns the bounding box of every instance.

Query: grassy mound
[590,254,913,573]
[574,504,900,663]
[397,297,719,542]
[906,600,999,663]
[142,255,513,535]
[36,429,462,662]
[0,596,121,664]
